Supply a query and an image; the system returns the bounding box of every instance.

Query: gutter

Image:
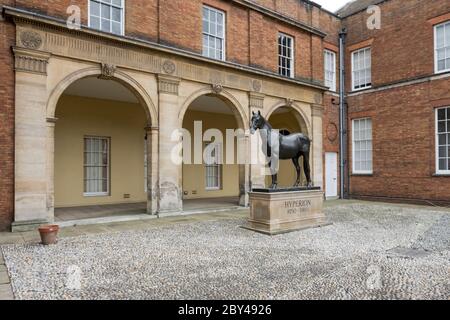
[339,28,348,199]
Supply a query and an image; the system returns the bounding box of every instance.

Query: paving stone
[1,203,449,300]
[0,272,10,285]
[0,234,25,245]
[0,284,14,300]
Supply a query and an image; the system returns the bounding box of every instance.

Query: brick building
[0,0,448,231]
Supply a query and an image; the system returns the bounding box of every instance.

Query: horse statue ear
[252,111,256,116]
[258,111,261,116]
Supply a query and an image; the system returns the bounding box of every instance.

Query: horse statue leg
[303,153,313,188]
[269,160,278,189]
[292,157,301,187]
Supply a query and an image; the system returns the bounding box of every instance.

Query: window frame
[434,20,450,74]
[278,32,295,78]
[351,47,372,92]
[88,0,125,36]
[83,136,111,197]
[352,118,373,175]
[204,142,223,191]
[436,106,450,175]
[324,49,337,92]
[202,5,226,61]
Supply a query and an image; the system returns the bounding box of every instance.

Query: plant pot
[38,225,60,245]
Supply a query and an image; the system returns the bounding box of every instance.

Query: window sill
[435,69,450,75]
[83,193,110,197]
[351,86,372,93]
[351,173,374,177]
[433,173,450,177]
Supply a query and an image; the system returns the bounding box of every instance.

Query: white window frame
[436,107,450,174]
[352,118,373,175]
[202,5,226,61]
[204,142,223,191]
[324,49,337,92]
[351,47,372,91]
[278,32,295,78]
[434,20,450,74]
[83,136,110,197]
[88,0,125,36]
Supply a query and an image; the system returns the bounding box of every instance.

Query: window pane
[436,25,445,48]
[90,16,100,29]
[112,7,121,22]
[91,1,100,16]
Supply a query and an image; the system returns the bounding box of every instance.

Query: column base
[11,219,50,233]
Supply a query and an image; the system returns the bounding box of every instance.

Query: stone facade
[0,1,330,231]
[0,0,448,230]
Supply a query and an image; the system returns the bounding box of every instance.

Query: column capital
[249,92,265,110]
[13,46,51,75]
[158,74,180,95]
[311,104,324,118]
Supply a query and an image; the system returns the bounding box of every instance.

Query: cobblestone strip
[0,250,14,300]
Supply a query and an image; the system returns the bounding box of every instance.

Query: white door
[325,152,338,199]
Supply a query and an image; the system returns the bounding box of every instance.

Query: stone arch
[179,87,249,130]
[47,67,158,126]
[179,85,250,208]
[265,101,312,138]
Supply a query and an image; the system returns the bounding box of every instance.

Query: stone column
[145,126,159,214]
[12,47,51,232]
[311,104,324,189]
[46,117,57,223]
[157,75,183,213]
[249,92,266,189]
[238,133,251,207]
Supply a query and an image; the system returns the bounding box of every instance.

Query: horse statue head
[250,110,266,134]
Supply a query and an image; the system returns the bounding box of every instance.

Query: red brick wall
[343,0,450,90]
[0,3,15,231]
[343,0,450,202]
[347,78,450,202]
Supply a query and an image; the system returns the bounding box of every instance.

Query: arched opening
[181,93,247,210]
[53,76,152,221]
[266,106,310,188]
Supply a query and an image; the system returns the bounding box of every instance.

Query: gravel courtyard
[2,203,449,300]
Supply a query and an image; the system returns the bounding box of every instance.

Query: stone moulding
[311,104,325,117]
[98,63,117,80]
[20,30,43,49]
[3,6,328,102]
[158,75,180,95]
[13,46,51,75]
[249,92,265,109]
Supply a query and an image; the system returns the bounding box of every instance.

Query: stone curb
[0,251,14,300]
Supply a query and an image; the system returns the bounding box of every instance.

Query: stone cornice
[231,0,327,38]
[2,6,327,92]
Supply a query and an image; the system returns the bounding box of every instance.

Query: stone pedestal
[243,188,330,235]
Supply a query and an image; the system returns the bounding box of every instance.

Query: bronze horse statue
[250,111,313,189]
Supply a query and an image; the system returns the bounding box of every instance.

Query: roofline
[336,0,391,19]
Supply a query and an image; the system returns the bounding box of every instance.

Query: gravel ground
[2,203,449,300]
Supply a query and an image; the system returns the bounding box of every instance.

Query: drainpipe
[339,28,348,199]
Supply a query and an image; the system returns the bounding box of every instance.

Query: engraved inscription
[285,199,312,215]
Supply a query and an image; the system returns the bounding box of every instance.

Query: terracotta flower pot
[38,225,60,245]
